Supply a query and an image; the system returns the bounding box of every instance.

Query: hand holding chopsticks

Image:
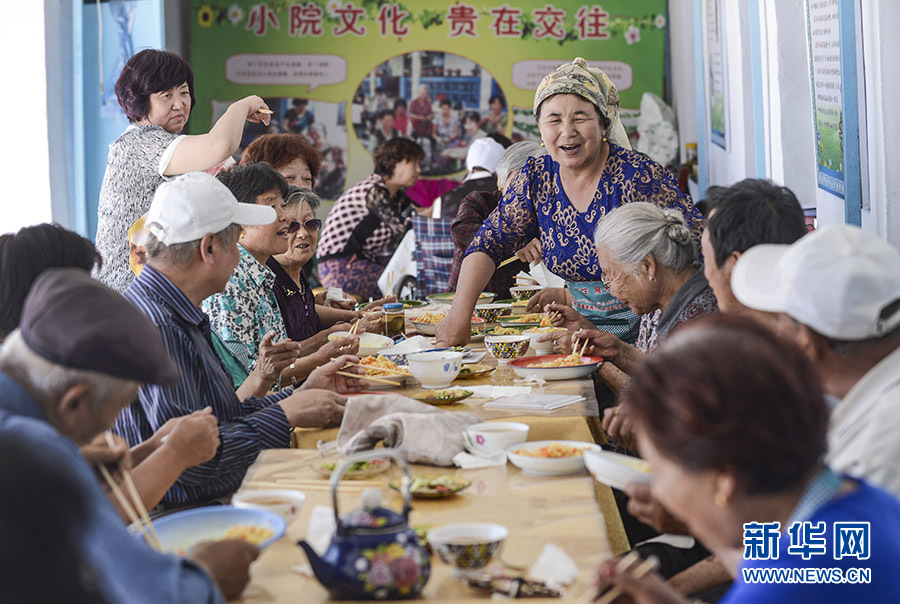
[335,370,401,386]
[592,552,660,604]
[341,361,412,377]
[498,255,520,268]
[98,432,162,551]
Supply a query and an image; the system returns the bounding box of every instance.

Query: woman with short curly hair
[317,138,424,299]
[96,48,273,293]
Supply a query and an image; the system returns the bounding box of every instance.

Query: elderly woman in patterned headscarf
[436,58,703,347]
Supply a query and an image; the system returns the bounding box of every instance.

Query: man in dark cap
[0,268,257,603]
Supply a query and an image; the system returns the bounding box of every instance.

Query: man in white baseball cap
[732,224,900,496]
[116,172,365,508]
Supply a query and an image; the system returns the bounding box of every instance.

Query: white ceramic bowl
[463,422,529,456]
[506,440,602,476]
[507,355,603,381]
[151,506,286,554]
[584,449,653,491]
[527,332,557,355]
[427,522,509,572]
[328,331,394,356]
[407,350,465,389]
[232,489,306,523]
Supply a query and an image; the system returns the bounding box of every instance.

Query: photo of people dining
[4,0,900,602]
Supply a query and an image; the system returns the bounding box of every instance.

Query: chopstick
[498,256,519,268]
[103,433,162,551]
[593,554,658,604]
[256,108,274,114]
[342,361,412,377]
[579,338,590,357]
[335,370,401,386]
[515,276,538,283]
[348,318,360,336]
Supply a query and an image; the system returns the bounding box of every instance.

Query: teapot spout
[297,541,334,589]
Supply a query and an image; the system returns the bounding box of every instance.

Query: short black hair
[439,98,452,108]
[378,108,394,120]
[487,132,513,148]
[463,111,480,124]
[488,94,505,109]
[114,49,195,123]
[216,162,289,205]
[373,138,425,178]
[0,224,101,340]
[705,179,808,267]
[393,98,407,111]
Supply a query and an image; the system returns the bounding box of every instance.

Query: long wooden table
[235,448,615,603]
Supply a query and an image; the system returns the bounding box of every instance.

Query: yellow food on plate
[511,299,528,306]
[490,326,524,335]
[413,311,447,324]
[513,443,588,458]
[508,313,544,323]
[360,355,400,376]
[523,326,566,334]
[223,525,274,545]
[527,356,589,368]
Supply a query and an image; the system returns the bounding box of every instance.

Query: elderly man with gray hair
[115,172,366,509]
[448,140,547,298]
[0,268,259,602]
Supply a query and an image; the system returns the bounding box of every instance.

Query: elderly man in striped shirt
[115,172,366,508]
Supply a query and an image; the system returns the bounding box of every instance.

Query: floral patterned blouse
[466,145,703,281]
[202,245,288,377]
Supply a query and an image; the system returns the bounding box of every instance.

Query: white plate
[507,355,603,381]
[506,441,601,476]
[584,449,652,491]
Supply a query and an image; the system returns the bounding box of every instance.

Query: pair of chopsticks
[386,271,395,294]
[97,433,162,552]
[498,255,520,268]
[348,318,361,336]
[592,551,659,604]
[256,108,274,115]
[571,338,589,359]
[335,370,400,386]
[342,361,412,377]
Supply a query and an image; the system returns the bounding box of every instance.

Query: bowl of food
[495,298,530,315]
[584,449,653,491]
[473,303,513,324]
[411,388,473,405]
[427,522,508,573]
[317,457,392,479]
[427,292,496,306]
[488,326,526,336]
[400,299,428,308]
[498,312,546,328]
[232,489,306,523]
[510,286,542,301]
[507,354,603,381]
[409,311,446,335]
[328,331,394,357]
[407,350,465,389]
[484,335,530,364]
[523,326,567,355]
[151,506,286,554]
[394,475,472,499]
[506,441,601,476]
[358,355,406,389]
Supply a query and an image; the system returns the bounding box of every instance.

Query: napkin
[528,544,578,586]
[453,450,507,469]
[333,394,481,466]
[465,385,532,399]
[518,262,565,288]
[514,374,547,387]
[306,505,336,555]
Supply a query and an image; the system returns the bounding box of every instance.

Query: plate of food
[488,325,526,336]
[507,354,604,381]
[411,389,473,404]
[584,449,653,491]
[427,291,496,306]
[358,355,406,389]
[391,475,471,498]
[506,441,601,476]
[409,311,446,335]
[456,364,495,379]
[152,506,286,554]
[495,298,530,315]
[316,457,392,480]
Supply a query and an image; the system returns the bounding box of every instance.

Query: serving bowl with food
[506,441,602,476]
[409,311,447,335]
[328,331,393,356]
[484,335,530,364]
[494,298,529,315]
[152,506,286,554]
[510,285,542,301]
[231,489,306,523]
[584,449,653,491]
[507,354,603,381]
[427,291,496,306]
[427,522,509,575]
[407,350,465,388]
[357,355,406,388]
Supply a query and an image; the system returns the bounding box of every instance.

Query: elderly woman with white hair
[448,140,547,298]
[550,202,718,398]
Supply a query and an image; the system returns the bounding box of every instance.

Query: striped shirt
[115,265,291,507]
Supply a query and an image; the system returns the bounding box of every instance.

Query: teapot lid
[342,488,407,532]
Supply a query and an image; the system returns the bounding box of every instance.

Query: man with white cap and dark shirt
[0,268,257,602]
[732,224,900,496]
[115,171,366,508]
[434,136,506,219]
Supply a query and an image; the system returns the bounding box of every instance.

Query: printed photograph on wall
[210,96,349,200]
[352,51,507,176]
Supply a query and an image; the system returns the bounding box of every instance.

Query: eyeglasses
[286,218,323,234]
[600,271,618,287]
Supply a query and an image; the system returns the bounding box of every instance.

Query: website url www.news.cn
[743,567,871,584]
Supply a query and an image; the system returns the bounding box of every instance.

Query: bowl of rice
[507,354,603,380]
[506,440,601,476]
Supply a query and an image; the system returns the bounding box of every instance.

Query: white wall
[669,0,697,164]
[0,2,53,234]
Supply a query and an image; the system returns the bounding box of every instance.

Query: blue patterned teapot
[297,449,430,600]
